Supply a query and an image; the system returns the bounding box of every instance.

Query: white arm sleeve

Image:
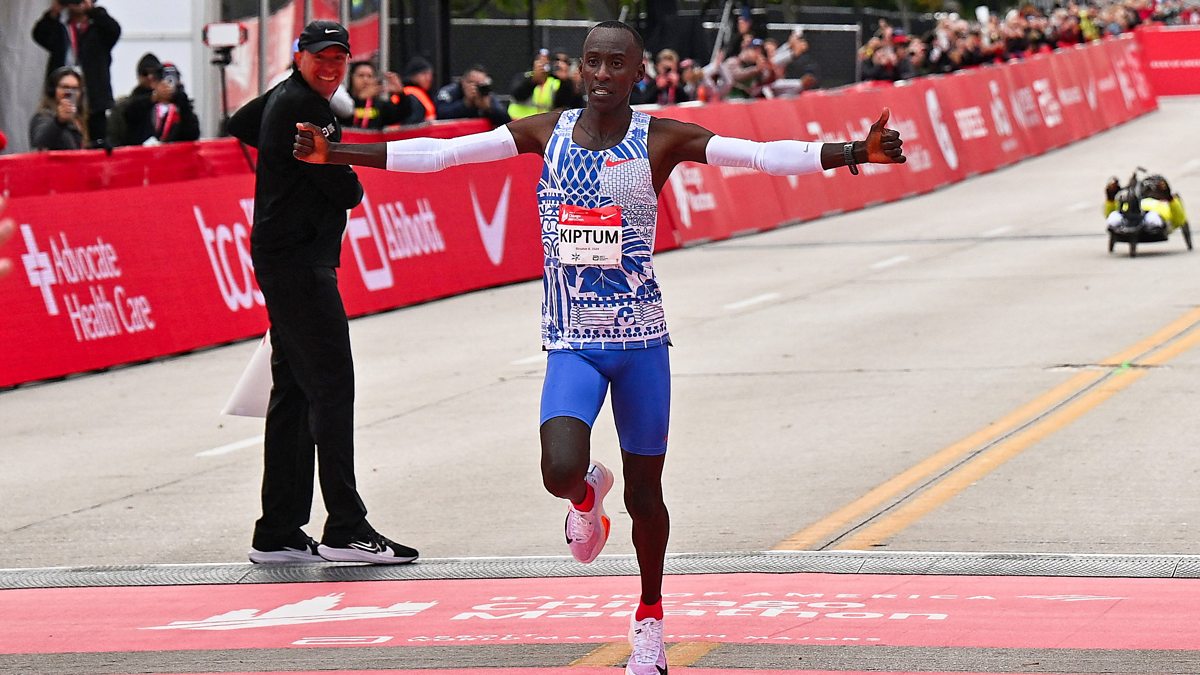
[385,125,518,173]
[705,135,824,176]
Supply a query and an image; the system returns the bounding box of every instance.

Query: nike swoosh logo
[604,158,634,168]
[470,178,512,266]
[600,212,619,220]
[325,28,340,34]
[349,540,389,555]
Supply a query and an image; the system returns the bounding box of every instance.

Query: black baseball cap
[297,20,350,54]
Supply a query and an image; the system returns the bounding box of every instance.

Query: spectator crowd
[8,0,1199,153]
[860,0,1200,81]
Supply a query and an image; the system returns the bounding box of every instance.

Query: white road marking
[983,225,1014,236]
[870,255,910,270]
[510,354,545,365]
[197,435,263,457]
[723,292,781,311]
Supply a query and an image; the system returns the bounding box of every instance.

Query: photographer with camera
[435,65,510,125]
[33,0,121,148]
[508,49,562,120]
[30,66,88,150]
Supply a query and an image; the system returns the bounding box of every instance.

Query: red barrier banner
[653,103,784,244]
[929,68,1029,176]
[2,156,548,388]
[2,176,265,387]
[337,156,545,312]
[742,96,836,223]
[1135,25,1200,96]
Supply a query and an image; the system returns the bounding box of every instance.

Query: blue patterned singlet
[537,109,668,350]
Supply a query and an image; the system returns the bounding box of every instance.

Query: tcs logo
[194,202,264,312]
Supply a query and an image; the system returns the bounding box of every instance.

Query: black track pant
[252,265,367,547]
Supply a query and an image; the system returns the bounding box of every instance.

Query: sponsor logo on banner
[987,81,1020,153]
[1085,78,1098,110]
[471,177,512,266]
[925,90,959,170]
[19,223,157,342]
[194,203,263,312]
[143,593,438,630]
[1032,78,1064,128]
[1009,85,1042,130]
[667,165,716,228]
[953,106,989,140]
[345,191,449,291]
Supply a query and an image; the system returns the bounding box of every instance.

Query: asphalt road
[3,98,1199,571]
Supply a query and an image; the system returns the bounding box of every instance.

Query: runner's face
[298,47,350,100]
[580,28,643,112]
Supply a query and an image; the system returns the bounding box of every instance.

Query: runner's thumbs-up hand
[865,108,905,164]
[293,122,329,164]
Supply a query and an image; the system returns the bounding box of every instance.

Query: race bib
[558,204,623,266]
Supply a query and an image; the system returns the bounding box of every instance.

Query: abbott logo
[20,224,58,315]
[346,194,394,291]
[470,177,512,266]
[194,205,263,312]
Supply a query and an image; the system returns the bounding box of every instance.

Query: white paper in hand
[221,332,273,417]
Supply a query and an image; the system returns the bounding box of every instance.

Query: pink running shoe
[564,461,614,563]
[627,614,668,674]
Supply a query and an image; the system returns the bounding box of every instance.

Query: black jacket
[228,70,363,268]
[32,7,121,109]
[29,110,84,150]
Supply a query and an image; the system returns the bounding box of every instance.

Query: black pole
[438,0,451,86]
[528,0,536,56]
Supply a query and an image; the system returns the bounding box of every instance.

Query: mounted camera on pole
[203,22,249,136]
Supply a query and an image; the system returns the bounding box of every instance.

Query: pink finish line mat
[5,572,1199,655]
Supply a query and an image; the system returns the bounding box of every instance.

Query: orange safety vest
[402,86,436,121]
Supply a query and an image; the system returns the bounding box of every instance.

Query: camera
[476,80,492,96]
[62,0,85,5]
[203,22,248,49]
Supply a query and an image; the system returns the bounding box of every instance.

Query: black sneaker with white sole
[318,529,418,564]
[248,532,324,564]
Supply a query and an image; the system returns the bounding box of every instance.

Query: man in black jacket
[227,20,418,566]
[33,0,121,147]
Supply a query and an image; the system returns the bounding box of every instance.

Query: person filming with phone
[33,0,121,147]
[30,66,88,150]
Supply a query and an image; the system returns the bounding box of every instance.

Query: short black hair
[588,20,644,52]
[349,60,376,75]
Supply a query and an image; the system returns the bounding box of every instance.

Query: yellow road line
[667,640,721,666]
[569,641,630,666]
[836,319,1200,550]
[775,306,1200,552]
[774,369,1104,550]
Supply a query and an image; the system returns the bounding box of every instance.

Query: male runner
[293,20,905,674]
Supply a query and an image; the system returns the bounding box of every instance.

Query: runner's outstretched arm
[293,113,556,170]
[651,108,905,187]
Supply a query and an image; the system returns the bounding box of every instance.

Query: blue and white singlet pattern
[538,109,668,350]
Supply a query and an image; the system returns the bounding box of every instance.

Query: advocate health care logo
[19,223,157,343]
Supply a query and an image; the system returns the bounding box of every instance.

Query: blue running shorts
[539,346,671,456]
